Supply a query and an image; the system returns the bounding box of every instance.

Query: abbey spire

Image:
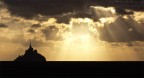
[27,42,33,52]
[29,42,33,49]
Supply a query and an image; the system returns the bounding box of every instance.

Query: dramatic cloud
[31,23,41,28]
[98,16,144,42]
[133,12,144,23]
[115,8,134,15]
[2,0,86,18]
[2,0,144,21]
[0,23,8,28]
[1,0,144,43]
[0,0,144,61]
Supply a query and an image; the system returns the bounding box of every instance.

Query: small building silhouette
[14,43,46,62]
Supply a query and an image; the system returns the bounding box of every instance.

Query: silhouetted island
[14,43,46,62]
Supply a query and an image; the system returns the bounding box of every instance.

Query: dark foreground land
[0,62,143,77]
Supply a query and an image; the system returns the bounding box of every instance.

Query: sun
[79,34,91,42]
[46,18,110,61]
[61,18,96,43]
[63,32,91,43]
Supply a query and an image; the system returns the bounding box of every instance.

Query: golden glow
[50,18,111,61]
[99,17,116,24]
[1,4,144,61]
[93,6,116,14]
[63,18,97,43]
[63,33,91,43]
[79,34,91,41]
[99,18,107,23]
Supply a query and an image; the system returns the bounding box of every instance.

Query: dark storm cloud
[98,16,144,42]
[115,8,134,15]
[55,11,93,23]
[2,0,86,19]
[27,29,35,33]
[0,0,6,9]
[2,0,144,20]
[0,23,8,28]
[31,23,41,28]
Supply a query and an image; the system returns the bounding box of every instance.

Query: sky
[0,0,144,61]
